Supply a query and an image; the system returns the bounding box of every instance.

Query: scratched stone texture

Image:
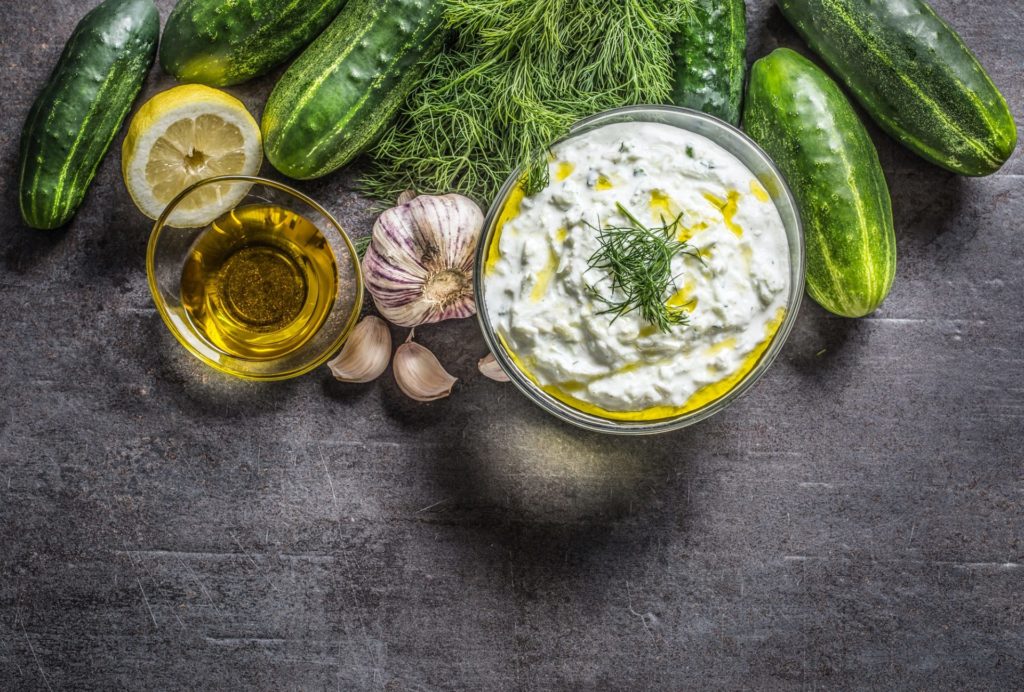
[0,1,1021,690]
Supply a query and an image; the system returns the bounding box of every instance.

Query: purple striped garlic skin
[362,194,484,328]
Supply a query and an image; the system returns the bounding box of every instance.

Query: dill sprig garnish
[586,203,705,333]
[360,0,693,204]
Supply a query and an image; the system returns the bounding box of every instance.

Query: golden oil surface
[181,204,338,360]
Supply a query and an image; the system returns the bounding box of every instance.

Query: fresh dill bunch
[361,0,692,205]
[586,203,705,333]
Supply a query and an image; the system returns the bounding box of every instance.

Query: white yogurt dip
[483,121,792,420]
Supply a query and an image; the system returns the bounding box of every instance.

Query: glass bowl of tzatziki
[475,105,805,434]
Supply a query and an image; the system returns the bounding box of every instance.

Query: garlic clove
[397,189,417,206]
[363,194,484,328]
[478,353,510,382]
[393,335,457,401]
[328,316,392,383]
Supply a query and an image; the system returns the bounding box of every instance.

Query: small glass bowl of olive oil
[147,175,363,380]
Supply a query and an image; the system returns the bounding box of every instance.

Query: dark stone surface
[1,1,1021,689]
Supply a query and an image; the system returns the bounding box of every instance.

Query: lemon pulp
[122,84,262,227]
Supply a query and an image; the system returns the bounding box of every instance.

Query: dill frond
[361,0,692,205]
[586,203,704,333]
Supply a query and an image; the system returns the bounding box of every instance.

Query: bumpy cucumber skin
[159,0,348,87]
[18,0,158,230]
[262,0,445,180]
[778,0,1017,176]
[744,48,896,319]
[670,0,747,125]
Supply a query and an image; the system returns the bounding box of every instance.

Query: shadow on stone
[3,223,68,275]
[321,373,378,405]
[139,320,299,419]
[889,164,969,250]
[80,192,152,285]
[416,409,697,577]
[786,302,858,378]
[746,3,803,59]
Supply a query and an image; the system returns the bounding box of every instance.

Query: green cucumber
[159,0,348,87]
[262,0,445,180]
[744,48,896,318]
[18,0,158,230]
[669,0,746,125]
[778,0,1017,176]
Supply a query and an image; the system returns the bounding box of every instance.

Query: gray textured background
[1,1,1022,689]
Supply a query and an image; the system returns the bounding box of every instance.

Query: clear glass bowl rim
[145,174,364,381]
[473,105,806,435]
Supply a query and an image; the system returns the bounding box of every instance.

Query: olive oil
[181,204,337,360]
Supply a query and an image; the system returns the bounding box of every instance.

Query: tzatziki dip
[483,121,792,421]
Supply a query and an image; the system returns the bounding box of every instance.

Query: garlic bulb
[328,316,391,383]
[478,353,510,382]
[362,194,484,327]
[393,332,457,401]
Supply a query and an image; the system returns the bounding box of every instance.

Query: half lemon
[122,84,262,227]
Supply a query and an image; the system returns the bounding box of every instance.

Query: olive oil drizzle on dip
[497,312,785,421]
[484,122,791,420]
